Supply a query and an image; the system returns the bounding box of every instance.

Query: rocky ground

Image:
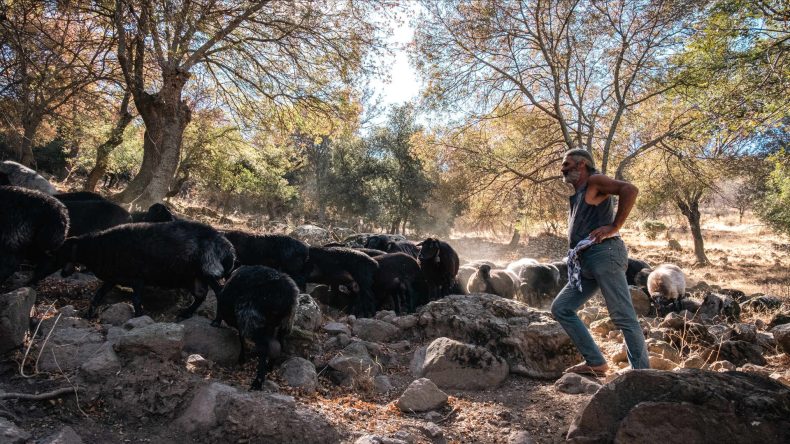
[1,214,790,444]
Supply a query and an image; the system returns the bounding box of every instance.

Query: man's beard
[563,170,580,184]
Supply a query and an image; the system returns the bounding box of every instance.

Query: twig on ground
[51,348,89,418]
[0,387,80,401]
[20,305,56,378]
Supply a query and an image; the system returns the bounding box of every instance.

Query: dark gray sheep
[385,241,419,258]
[305,246,378,317]
[364,234,407,251]
[416,237,460,302]
[58,220,235,318]
[222,230,309,290]
[211,265,298,390]
[1,185,69,285]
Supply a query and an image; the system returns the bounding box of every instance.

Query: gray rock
[196,291,217,320]
[629,286,651,317]
[710,360,736,372]
[289,225,331,246]
[352,318,401,343]
[507,430,535,444]
[280,357,318,392]
[415,422,443,438]
[354,435,409,444]
[115,322,185,360]
[105,326,126,344]
[0,287,36,353]
[186,354,211,372]
[567,369,790,443]
[0,418,30,444]
[180,316,240,365]
[393,314,418,330]
[80,342,121,381]
[294,294,322,331]
[554,372,602,395]
[328,342,381,382]
[590,317,615,337]
[732,323,757,343]
[98,302,134,326]
[396,378,448,412]
[410,337,509,390]
[41,425,83,444]
[772,324,790,354]
[741,295,782,312]
[323,322,351,335]
[410,294,580,379]
[176,382,339,442]
[713,340,767,366]
[37,325,105,373]
[698,292,741,322]
[373,375,393,393]
[0,160,56,193]
[123,315,155,330]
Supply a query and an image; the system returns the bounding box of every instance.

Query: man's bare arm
[587,175,639,242]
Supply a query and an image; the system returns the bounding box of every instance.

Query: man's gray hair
[564,148,598,173]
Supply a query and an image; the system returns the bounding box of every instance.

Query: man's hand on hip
[589,224,619,243]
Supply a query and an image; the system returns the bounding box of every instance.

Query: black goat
[416,237,460,302]
[222,230,309,290]
[354,247,387,258]
[627,258,651,286]
[130,203,177,223]
[53,191,106,202]
[1,185,69,285]
[385,241,419,258]
[212,265,298,390]
[59,220,235,318]
[518,263,561,307]
[305,246,378,317]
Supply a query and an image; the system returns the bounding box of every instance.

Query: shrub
[642,220,668,240]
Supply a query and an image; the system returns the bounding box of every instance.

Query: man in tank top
[551,148,649,377]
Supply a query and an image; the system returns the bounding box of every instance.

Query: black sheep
[416,237,460,302]
[627,258,651,285]
[372,252,423,314]
[130,203,177,223]
[305,246,378,317]
[59,220,235,318]
[385,241,419,258]
[518,263,561,307]
[551,260,569,289]
[353,247,387,258]
[211,265,298,390]
[54,191,106,202]
[0,185,69,285]
[222,230,309,290]
[61,199,132,236]
[364,234,406,251]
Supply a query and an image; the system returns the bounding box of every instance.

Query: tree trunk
[85,93,133,192]
[14,116,41,167]
[508,228,521,249]
[676,194,709,265]
[115,71,191,208]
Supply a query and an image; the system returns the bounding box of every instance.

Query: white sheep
[647,264,687,300]
[467,265,521,299]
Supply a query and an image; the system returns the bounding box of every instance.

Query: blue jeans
[550,237,650,369]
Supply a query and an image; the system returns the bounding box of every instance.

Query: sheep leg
[178,278,208,319]
[130,282,146,317]
[28,254,57,286]
[250,332,275,391]
[87,282,115,318]
[237,332,247,364]
[206,278,223,298]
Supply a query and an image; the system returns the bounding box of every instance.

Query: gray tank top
[568,177,615,248]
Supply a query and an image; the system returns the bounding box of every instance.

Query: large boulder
[328,342,382,384]
[37,324,105,373]
[289,225,331,246]
[629,286,651,317]
[115,322,185,360]
[98,302,134,326]
[567,369,790,443]
[176,382,339,442]
[180,316,240,365]
[80,342,121,381]
[408,294,580,378]
[0,288,36,354]
[0,160,57,194]
[712,340,767,366]
[280,357,318,392]
[410,337,509,390]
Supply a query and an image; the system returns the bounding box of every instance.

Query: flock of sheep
[0,160,687,389]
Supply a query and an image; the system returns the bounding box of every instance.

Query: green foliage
[756,150,790,236]
[641,220,668,240]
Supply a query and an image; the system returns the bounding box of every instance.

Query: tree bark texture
[85,92,133,192]
[676,193,709,265]
[115,71,190,208]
